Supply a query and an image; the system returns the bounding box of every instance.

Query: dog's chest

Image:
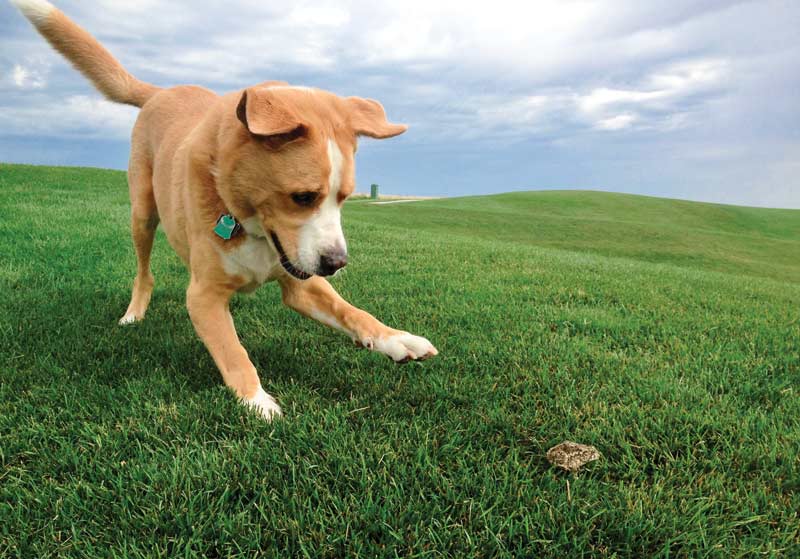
[219,236,281,290]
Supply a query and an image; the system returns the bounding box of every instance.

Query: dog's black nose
[318,250,348,276]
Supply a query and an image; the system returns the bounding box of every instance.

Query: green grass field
[1,163,799,558]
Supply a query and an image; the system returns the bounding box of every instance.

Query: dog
[11,0,438,420]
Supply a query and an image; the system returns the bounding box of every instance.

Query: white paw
[241,386,283,421]
[364,332,438,363]
[118,313,140,325]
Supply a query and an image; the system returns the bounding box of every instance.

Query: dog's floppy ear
[346,97,408,139]
[236,88,307,147]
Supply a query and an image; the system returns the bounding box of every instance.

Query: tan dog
[12,0,438,420]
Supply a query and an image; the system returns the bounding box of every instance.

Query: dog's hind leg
[119,160,158,325]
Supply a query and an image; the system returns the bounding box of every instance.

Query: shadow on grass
[1,276,413,408]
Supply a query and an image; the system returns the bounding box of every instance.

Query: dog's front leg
[280,276,438,363]
[186,278,282,420]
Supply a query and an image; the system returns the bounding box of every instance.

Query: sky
[1,0,799,208]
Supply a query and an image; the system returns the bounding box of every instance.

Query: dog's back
[131,86,221,260]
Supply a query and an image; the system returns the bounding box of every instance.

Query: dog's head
[215,85,406,280]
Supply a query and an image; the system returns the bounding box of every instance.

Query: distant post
[370,184,379,199]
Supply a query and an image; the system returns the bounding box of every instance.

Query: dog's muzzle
[269,232,312,280]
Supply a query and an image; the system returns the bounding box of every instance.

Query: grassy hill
[348,190,800,283]
[1,163,798,557]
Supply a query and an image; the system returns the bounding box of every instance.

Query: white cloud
[474,95,558,130]
[1,0,798,206]
[8,62,47,89]
[407,56,728,139]
[0,95,137,139]
[287,3,350,27]
[575,59,729,131]
[595,113,638,131]
[12,65,29,87]
[578,88,668,114]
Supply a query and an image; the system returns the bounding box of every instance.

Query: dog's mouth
[269,232,312,280]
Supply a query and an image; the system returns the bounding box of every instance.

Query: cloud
[2,55,50,90]
[0,0,798,207]
[11,63,47,88]
[595,114,638,131]
[13,65,29,87]
[574,58,729,132]
[406,56,729,141]
[0,95,137,139]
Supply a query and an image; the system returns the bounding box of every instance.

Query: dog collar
[213,213,243,240]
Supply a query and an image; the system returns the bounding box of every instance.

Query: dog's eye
[291,191,319,207]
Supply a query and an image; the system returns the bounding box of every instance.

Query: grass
[1,162,799,558]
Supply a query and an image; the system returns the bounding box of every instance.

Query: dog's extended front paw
[363,332,439,363]
[241,387,283,421]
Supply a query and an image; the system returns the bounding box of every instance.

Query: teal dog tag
[214,214,241,240]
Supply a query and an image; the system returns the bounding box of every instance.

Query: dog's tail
[10,0,161,108]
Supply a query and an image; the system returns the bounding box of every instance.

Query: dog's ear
[346,97,408,139]
[236,88,307,147]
